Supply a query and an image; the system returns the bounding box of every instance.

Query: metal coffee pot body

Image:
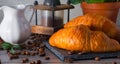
[43,0,60,6]
[40,0,64,30]
[40,10,64,28]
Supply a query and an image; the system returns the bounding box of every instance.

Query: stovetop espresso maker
[34,0,74,32]
[41,0,64,30]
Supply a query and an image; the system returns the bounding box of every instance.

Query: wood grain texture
[1,49,120,64]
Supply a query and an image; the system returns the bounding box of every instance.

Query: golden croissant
[64,13,120,42]
[49,25,120,52]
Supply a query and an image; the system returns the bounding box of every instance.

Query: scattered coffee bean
[112,62,117,64]
[22,58,29,63]
[8,53,19,60]
[31,43,36,47]
[95,57,100,61]
[25,51,30,55]
[9,55,13,60]
[30,61,35,64]
[35,60,41,64]
[3,34,51,63]
[12,55,19,59]
[45,57,50,60]
[22,60,26,63]
[27,41,33,45]
[39,52,46,57]
[64,58,73,63]
[30,34,50,43]
[39,48,45,53]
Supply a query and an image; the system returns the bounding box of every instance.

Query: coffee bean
[31,43,36,47]
[30,61,35,64]
[8,54,19,60]
[112,62,117,64]
[12,55,19,59]
[22,58,29,63]
[95,57,100,61]
[39,52,46,57]
[45,57,50,60]
[9,56,13,60]
[30,34,50,42]
[7,53,14,60]
[27,41,33,45]
[39,48,45,53]
[35,60,41,64]
[64,58,73,63]
[22,59,26,63]
[8,54,12,59]
[25,51,30,55]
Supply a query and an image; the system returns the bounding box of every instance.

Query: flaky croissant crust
[64,13,120,39]
[49,25,120,52]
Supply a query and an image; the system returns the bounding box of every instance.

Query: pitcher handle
[25,5,35,23]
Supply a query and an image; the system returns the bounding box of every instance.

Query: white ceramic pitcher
[0,4,34,45]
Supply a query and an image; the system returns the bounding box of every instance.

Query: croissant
[49,25,120,52]
[64,13,120,42]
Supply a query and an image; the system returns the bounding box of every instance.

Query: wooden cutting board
[43,41,120,61]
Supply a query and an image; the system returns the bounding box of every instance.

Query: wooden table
[0,49,120,64]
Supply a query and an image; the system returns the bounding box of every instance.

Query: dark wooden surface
[1,48,120,64]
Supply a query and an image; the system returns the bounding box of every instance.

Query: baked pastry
[64,13,120,42]
[49,25,120,52]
